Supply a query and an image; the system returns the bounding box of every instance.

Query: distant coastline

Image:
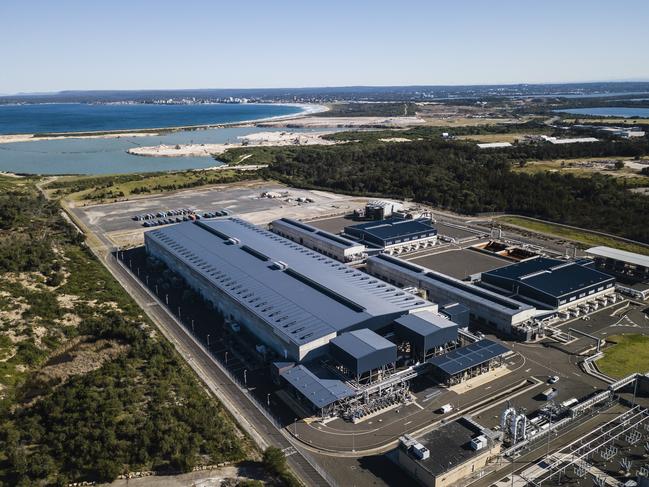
[0,103,329,144]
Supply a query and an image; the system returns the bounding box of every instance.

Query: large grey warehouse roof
[482,257,614,298]
[280,364,355,409]
[274,218,364,249]
[427,339,509,376]
[371,254,533,316]
[146,218,433,348]
[587,246,649,268]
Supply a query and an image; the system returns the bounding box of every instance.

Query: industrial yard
[67,182,649,487]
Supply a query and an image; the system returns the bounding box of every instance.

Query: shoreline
[126,130,340,158]
[0,103,330,145]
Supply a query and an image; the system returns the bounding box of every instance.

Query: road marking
[525,368,532,373]
[573,372,581,377]
[282,446,297,457]
[412,402,424,410]
[404,421,412,426]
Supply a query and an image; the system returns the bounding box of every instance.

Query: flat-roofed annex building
[366,254,540,340]
[145,217,436,362]
[344,217,438,255]
[269,217,367,263]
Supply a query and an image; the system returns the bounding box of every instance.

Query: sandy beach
[126,130,339,158]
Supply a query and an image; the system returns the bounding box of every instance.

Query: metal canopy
[587,246,649,269]
[280,364,355,409]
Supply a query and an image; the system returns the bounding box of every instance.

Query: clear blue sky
[2,0,648,93]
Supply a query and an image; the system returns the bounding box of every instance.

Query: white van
[439,404,453,414]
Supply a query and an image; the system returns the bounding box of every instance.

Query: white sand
[127,130,339,158]
[0,132,157,145]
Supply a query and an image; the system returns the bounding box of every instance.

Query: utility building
[344,218,438,255]
[330,329,397,382]
[394,311,459,362]
[144,217,436,362]
[269,217,367,263]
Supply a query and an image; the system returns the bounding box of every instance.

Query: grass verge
[496,216,649,256]
[598,334,649,378]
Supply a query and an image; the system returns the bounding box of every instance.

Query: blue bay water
[0,103,304,134]
[0,103,315,175]
[555,107,649,118]
[0,127,329,175]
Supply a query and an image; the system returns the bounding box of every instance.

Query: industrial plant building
[586,246,649,300]
[480,257,616,312]
[344,217,438,254]
[394,311,459,362]
[145,216,511,421]
[269,217,367,263]
[145,217,436,362]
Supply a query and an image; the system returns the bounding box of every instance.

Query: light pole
[178,306,181,320]
[191,319,194,334]
[225,351,228,364]
[165,294,169,305]
[137,267,140,277]
[155,284,158,295]
[294,418,298,437]
[243,369,248,387]
[267,393,271,407]
[207,334,210,347]
[145,275,149,286]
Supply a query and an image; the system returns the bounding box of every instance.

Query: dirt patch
[36,338,128,385]
[5,272,45,292]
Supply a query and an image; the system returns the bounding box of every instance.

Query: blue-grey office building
[344,218,438,254]
[144,217,437,362]
[481,257,615,310]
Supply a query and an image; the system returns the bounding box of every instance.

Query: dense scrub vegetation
[46,169,258,201]
[314,102,419,117]
[0,178,252,486]
[221,130,649,243]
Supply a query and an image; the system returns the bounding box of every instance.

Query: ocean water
[555,107,649,118]
[0,127,330,175]
[0,103,304,135]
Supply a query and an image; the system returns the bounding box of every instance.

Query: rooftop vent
[271,261,289,271]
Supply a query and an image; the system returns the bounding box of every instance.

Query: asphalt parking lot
[73,182,367,247]
[435,221,483,240]
[405,248,511,279]
[307,214,357,234]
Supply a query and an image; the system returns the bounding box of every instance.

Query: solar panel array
[427,339,509,376]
